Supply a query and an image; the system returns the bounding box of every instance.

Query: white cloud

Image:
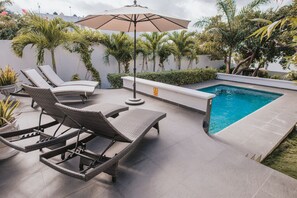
[8,0,293,26]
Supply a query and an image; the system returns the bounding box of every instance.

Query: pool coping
[185,80,297,162]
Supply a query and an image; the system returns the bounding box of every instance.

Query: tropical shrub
[0,96,19,127]
[270,75,281,80]
[0,65,18,86]
[257,70,269,78]
[108,68,217,88]
[285,71,297,81]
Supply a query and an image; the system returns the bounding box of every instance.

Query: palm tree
[194,0,270,73]
[11,13,76,73]
[186,48,199,69]
[100,32,133,73]
[157,43,173,71]
[137,38,150,72]
[250,16,297,65]
[0,0,11,12]
[168,30,195,70]
[140,32,167,72]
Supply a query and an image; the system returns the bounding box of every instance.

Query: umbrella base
[125,98,145,105]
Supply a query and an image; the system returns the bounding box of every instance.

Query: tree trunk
[117,62,121,73]
[235,52,256,75]
[226,49,232,74]
[232,55,253,74]
[178,57,182,70]
[252,61,265,77]
[153,52,156,72]
[50,49,57,73]
[124,63,129,73]
[188,60,192,69]
[142,56,145,72]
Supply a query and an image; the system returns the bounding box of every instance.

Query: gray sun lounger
[21,69,95,102]
[40,103,166,182]
[0,84,128,152]
[38,65,99,87]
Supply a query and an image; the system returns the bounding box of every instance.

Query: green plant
[285,71,297,81]
[100,32,133,73]
[270,75,281,80]
[71,74,80,81]
[168,30,195,70]
[12,13,77,73]
[0,65,18,86]
[0,96,19,128]
[66,29,102,84]
[140,32,168,72]
[257,70,269,78]
[107,68,217,88]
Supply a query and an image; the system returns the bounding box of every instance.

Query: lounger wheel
[112,176,117,183]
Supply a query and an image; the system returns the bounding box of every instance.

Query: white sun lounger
[21,69,95,101]
[38,65,99,87]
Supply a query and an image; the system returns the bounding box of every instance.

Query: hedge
[107,68,217,88]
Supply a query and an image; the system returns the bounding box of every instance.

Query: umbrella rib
[76,15,100,23]
[128,20,132,32]
[143,14,161,32]
[95,15,119,29]
[158,16,188,29]
[138,15,162,22]
[123,14,133,21]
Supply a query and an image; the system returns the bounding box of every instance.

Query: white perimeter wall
[0,40,224,88]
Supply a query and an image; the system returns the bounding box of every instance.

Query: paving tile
[1,83,297,198]
[260,171,297,198]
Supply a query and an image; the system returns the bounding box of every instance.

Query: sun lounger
[0,84,128,152]
[40,103,166,182]
[21,69,95,102]
[38,65,99,87]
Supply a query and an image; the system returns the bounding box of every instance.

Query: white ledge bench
[122,76,216,133]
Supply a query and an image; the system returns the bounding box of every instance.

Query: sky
[7,0,293,28]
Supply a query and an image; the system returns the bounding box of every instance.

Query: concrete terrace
[1,82,297,197]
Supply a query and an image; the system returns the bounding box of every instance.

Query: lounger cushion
[60,81,99,87]
[51,86,95,96]
[22,69,52,88]
[110,109,166,141]
[22,69,95,97]
[39,65,99,87]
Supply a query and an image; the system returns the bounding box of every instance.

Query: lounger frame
[40,113,165,182]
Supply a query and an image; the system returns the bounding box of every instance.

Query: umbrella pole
[125,17,144,105]
[133,21,137,99]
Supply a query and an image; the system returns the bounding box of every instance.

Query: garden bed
[263,128,297,179]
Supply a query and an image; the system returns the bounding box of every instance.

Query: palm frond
[193,17,212,28]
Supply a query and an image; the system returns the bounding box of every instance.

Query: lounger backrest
[22,84,78,128]
[39,65,65,87]
[21,69,52,89]
[55,103,132,142]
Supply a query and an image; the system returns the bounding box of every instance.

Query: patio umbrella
[76,0,190,105]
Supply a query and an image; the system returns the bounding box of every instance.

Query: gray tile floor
[1,85,297,198]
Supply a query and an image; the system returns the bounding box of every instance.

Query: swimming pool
[199,84,282,134]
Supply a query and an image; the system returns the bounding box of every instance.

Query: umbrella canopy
[77,3,190,32]
[76,0,190,105]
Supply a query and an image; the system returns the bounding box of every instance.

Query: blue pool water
[199,85,282,134]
